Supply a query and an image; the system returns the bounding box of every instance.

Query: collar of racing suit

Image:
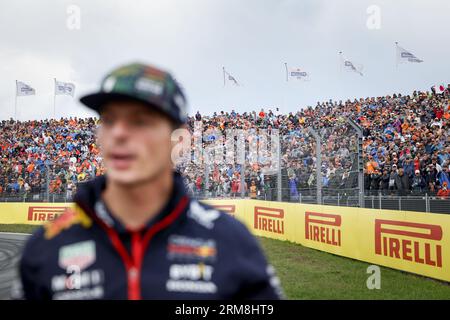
[72,172,190,235]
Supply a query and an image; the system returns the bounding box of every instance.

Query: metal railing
[185,187,450,214]
[2,182,449,214]
[0,191,73,203]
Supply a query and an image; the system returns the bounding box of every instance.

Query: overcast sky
[0,0,449,121]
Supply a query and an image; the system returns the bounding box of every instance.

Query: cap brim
[80,91,157,113]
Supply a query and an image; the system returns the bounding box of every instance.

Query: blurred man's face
[97,101,174,186]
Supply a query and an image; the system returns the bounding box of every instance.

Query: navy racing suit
[15,173,283,300]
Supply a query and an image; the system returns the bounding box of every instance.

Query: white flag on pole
[223,68,240,86]
[16,81,36,96]
[288,67,309,81]
[340,52,363,76]
[396,44,423,63]
[55,80,75,96]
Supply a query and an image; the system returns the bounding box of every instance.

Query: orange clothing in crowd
[401,122,409,132]
[366,161,378,174]
[444,111,450,120]
[26,163,35,173]
[437,189,450,198]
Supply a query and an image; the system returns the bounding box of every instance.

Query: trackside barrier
[1,201,449,282]
[202,199,450,283]
[0,203,70,225]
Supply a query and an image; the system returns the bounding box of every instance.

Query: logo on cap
[103,76,116,92]
[135,77,164,96]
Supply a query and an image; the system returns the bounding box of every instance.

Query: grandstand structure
[1,86,449,214]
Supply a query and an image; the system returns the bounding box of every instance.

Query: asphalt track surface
[0,233,29,300]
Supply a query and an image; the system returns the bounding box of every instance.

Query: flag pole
[223,67,226,87]
[338,51,343,74]
[14,80,18,120]
[285,63,288,82]
[53,78,56,119]
[395,42,399,69]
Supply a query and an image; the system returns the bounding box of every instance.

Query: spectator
[369,170,381,195]
[288,174,299,201]
[388,165,398,193]
[411,170,426,194]
[437,182,450,199]
[394,168,411,196]
[249,180,257,199]
[231,178,239,198]
[380,169,390,195]
[425,165,439,194]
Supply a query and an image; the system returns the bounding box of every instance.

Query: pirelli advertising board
[202,199,450,283]
[0,203,70,225]
[0,200,449,282]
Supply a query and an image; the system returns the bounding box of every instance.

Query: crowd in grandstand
[360,86,450,198]
[0,117,104,200]
[180,85,450,200]
[0,84,449,201]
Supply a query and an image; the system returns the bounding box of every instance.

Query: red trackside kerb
[79,195,189,300]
